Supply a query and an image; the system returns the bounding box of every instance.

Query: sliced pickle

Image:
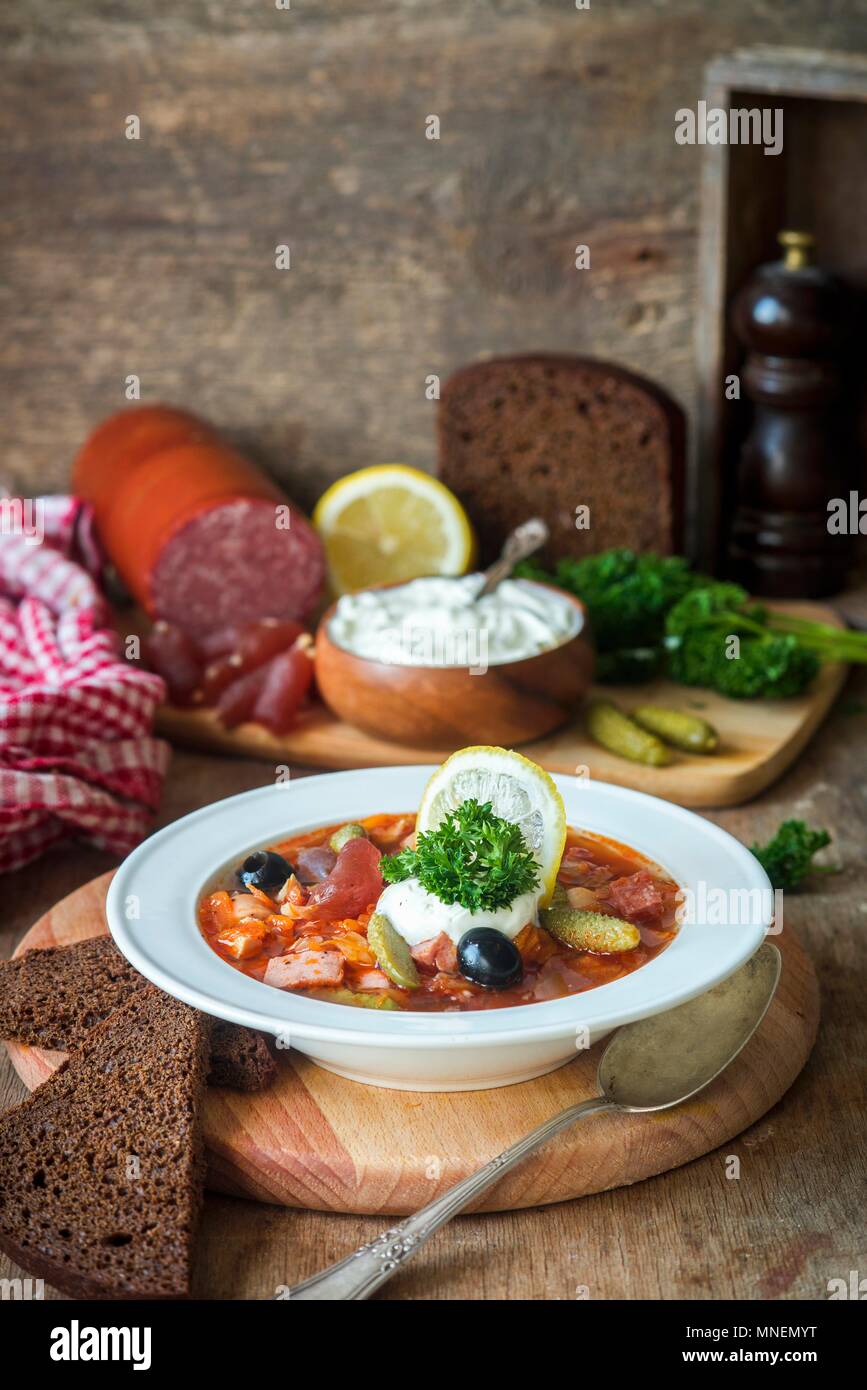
[367,911,420,989]
[632,705,718,754]
[328,822,368,853]
[312,986,400,1011]
[541,892,640,954]
[587,700,671,767]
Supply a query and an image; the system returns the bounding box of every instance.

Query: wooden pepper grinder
[727,230,854,597]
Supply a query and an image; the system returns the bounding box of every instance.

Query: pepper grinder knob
[777,229,815,271]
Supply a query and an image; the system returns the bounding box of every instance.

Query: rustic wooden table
[2,673,865,1302]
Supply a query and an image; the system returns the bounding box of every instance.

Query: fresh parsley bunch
[381,799,539,912]
[664,583,820,699]
[516,548,703,653]
[750,819,835,892]
[518,548,867,699]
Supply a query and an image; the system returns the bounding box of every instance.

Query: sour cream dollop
[376,877,540,947]
[328,574,581,668]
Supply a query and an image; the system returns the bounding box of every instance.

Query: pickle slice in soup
[367,911,421,989]
[329,822,368,853]
[541,889,640,954]
[311,986,401,1010]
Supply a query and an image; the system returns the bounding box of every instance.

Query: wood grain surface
[6,873,818,1215]
[156,601,848,809]
[2,4,864,543]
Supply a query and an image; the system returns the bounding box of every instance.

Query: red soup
[198,813,679,1012]
[195,811,678,1011]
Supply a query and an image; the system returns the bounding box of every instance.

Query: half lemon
[416,746,567,908]
[313,464,476,595]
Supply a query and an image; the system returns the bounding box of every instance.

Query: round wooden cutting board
[6,872,819,1215]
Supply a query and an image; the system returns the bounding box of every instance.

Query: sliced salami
[238,619,305,667]
[201,651,247,705]
[200,621,304,705]
[251,640,315,734]
[216,660,272,729]
[140,622,203,706]
[194,625,244,662]
[151,497,323,636]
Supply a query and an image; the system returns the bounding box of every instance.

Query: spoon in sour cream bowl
[476,516,550,597]
[283,942,780,1301]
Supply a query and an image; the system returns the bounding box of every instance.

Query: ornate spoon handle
[476,517,549,597]
[283,1095,613,1300]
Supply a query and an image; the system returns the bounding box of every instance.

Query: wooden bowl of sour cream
[314,575,594,749]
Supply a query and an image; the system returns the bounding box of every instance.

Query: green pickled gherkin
[328,822,368,853]
[367,911,420,990]
[632,704,718,754]
[586,700,671,767]
[541,893,640,954]
[311,987,400,1010]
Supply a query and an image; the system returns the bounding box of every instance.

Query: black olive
[237,849,293,894]
[457,927,523,990]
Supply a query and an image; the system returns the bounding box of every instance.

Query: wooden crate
[692,47,867,571]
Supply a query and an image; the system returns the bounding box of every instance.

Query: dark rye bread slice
[0,937,276,1093]
[0,986,209,1299]
[210,1020,276,1091]
[0,936,144,1052]
[438,354,685,566]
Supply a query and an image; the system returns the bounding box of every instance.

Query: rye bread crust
[438,354,685,566]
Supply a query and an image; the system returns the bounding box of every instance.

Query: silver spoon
[476,517,549,597]
[284,942,781,1300]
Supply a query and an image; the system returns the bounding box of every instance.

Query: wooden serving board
[5,873,819,1215]
[155,601,847,809]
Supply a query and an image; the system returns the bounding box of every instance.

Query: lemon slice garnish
[416,746,566,908]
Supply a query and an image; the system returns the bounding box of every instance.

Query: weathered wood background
[1,1,864,513]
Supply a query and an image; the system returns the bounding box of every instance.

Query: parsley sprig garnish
[750,819,836,893]
[381,799,539,912]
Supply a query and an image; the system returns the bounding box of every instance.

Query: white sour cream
[376,877,540,948]
[328,574,581,668]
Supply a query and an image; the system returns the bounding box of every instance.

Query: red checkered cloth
[0,495,170,873]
